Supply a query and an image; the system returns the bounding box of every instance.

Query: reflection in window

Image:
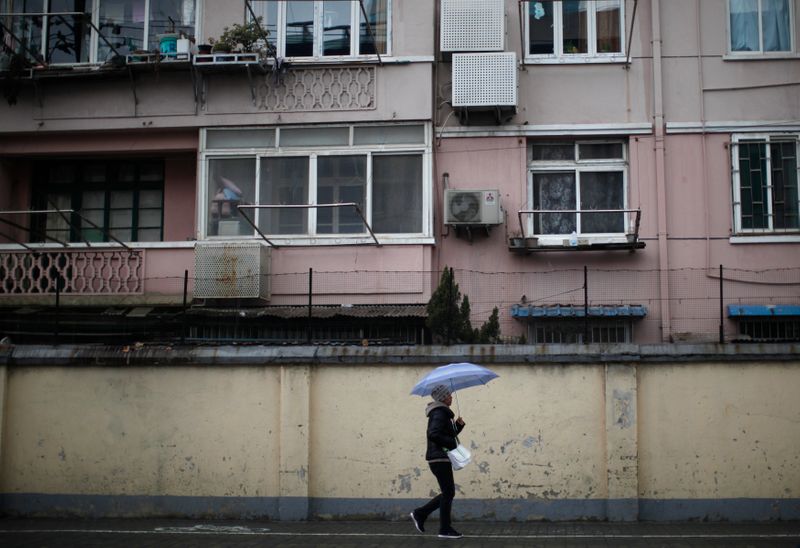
[248,0,278,49]
[208,158,255,237]
[258,157,309,235]
[148,0,196,51]
[317,156,366,234]
[97,0,144,61]
[562,0,588,54]
[47,1,93,64]
[360,0,388,55]
[323,1,351,55]
[373,155,423,233]
[286,1,314,56]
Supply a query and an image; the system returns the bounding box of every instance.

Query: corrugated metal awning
[511,304,648,319]
[727,305,800,317]
[189,304,427,320]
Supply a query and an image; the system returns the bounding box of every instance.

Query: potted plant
[212,17,267,53]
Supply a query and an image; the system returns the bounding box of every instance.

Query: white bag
[447,443,471,471]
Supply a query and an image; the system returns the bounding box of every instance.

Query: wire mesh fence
[1,264,799,344]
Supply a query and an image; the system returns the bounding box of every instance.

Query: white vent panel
[452,52,517,107]
[194,241,271,300]
[444,189,502,225]
[441,0,505,52]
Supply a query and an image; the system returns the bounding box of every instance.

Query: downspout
[431,0,442,285]
[696,0,713,278]
[651,0,671,342]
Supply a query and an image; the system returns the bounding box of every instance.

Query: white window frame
[250,0,392,61]
[731,133,800,235]
[527,140,629,244]
[8,0,201,65]
[726,0,796,57]
[199,123,432,245]
[523,0,626,64]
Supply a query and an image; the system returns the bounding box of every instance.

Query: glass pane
[353,125,425,145]
[739,142,768,229]
[46,193,72,233]
[136,228,161,242]
[97,0,145,61]
[139,189,163,208]
[762,0,791,51]
[140,162,163,181]
[531,143,575,161]
[579,142,624,160]
[48,164,76,184]
[249,1,278,49]
[82,190,105,209]
[280,127,349,147]
[47,1,93,64]
[110,209,132,227]
[148,0,195,52]
[118,163,136,182]
[207,158,256,237]
[562,0,588,54]
[138,209,162,227]
[771,141,799,229]
[206,129,276,149]
[373,155,423,233]
[359,0,388,55]
[323,0,351,55]
[730,0,759,51]
[532,172,576,234]
[109,228,130,241]
[84,163,106,182]
[110,190,133,208]
[258,157,309,235]
[286,1,314,56]
[528,1,554,54]
[317,155,366,234]
[595,0,621,53]
[579,171,624,233]
[9,1,43,62]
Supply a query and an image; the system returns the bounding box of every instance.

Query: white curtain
[762,0,790,51]
[730,0,790,52]
[730,0,759,51]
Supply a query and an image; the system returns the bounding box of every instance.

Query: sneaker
[438,527,462,539]
[409,511,425,533]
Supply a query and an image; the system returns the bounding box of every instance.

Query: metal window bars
[237,203,381,247]
[0,209,132,250]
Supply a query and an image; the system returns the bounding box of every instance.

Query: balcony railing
[0,248,144,295]
[511,208,644,252]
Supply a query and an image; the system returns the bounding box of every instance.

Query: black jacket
[425,403,465,462]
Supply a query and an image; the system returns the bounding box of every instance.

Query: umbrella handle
[451,379,461,418]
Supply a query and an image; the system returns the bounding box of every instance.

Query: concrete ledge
[3,494,800,521]
[6,343,800,367]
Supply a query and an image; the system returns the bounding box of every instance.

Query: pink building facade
[0,0,798,344]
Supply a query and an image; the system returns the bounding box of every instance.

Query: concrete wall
[1,345,798,521]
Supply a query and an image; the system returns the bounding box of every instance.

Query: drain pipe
[651,0,671,342]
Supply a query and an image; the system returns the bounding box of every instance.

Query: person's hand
[455,417,465,428]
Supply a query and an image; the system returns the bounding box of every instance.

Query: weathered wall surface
[0,345,798,521]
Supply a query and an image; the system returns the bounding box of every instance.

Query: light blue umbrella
[410,362,499,414]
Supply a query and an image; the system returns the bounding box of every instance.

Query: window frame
[6,0,201,66]
[731,133,800,235]
[33,158,165,244]
[199,123,432,245]
[528,319,633,344]
[726,0,796,57]
[527,139,629,242]
[523,0,626,64]
[250,0,392,61]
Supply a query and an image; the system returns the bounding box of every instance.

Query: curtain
[730,0,759,51]
[762,0,790,51]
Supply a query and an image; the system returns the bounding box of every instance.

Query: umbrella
[410,362,498,414]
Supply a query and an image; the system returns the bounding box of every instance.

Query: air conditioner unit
[441,0,504,52]
[444,189,502,225]
[194,241,271,300]
[452,52,517,108]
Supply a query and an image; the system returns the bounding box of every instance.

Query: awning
[511,304,648,319]
[727,305,800,317]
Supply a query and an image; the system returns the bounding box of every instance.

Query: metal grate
[194,242,271,300]
[441,0,505,52]
[452,52,517,107]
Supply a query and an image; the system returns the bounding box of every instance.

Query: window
[528,140,627,237]
[202,124,429,242]
[249,0,389,59]
[729,0,793,54]
[2,0,196,65]
[529,320,631,343]
[732,134,799,233]
[525,0,624,61]
[34,159,164,243]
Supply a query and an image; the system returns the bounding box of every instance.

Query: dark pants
[415,461,455,532]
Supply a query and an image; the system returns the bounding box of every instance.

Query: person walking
[410,384,465,539]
